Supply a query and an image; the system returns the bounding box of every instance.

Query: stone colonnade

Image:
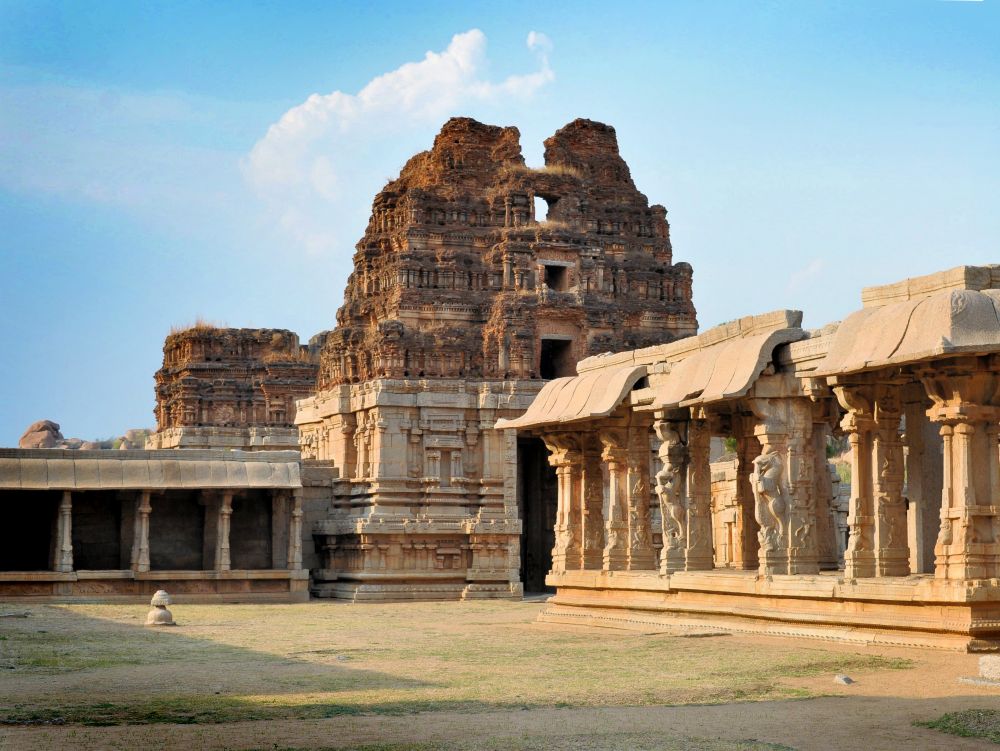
[537,369,994,584]
[50,488,304,574]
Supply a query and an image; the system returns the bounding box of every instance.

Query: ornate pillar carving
[215,491,233,571]
[600,429,629,571]
[54,491,73,573]
[833,385,876,579]
[921,365,1000,580]
[626,420,656,570]
[872,386,909,576]
[131,490,152,573]
[654,418,688,574]
[749,399,791,575]
[580,439,605,570]
[734,414,760,570]
[542,433,583,573]
[685,415,714,571]
[288,489,304,570]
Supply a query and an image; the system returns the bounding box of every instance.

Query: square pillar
[626,420,656,571]
[685,415,714,571]
[580,440,605,570]
[872,387,909,576]
[288,489,304,570]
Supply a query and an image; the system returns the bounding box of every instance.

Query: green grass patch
[916,708,1000,744]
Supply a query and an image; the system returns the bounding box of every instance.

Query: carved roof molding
[576,309,801,374]
[814,288,1000,378]
[0,449,302,491]
[494,365,647,430]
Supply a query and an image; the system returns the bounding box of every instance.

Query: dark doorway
[518,437,558,592]
[539,338,574,379]
[149,491,205,570]
[0,491,58,571]
[231,492,272,569]
[72,491,121,569]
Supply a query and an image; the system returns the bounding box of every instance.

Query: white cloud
[242,29,554,255]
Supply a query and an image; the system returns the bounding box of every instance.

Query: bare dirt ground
[1,599,998,750]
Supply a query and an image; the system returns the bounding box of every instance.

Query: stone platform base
[311,572,522,602]
[0,569,310,603]
[541,570,1000,652]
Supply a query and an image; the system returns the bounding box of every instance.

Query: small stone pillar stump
[145,590,177,627]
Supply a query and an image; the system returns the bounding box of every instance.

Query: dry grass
[0,601,910,729]
[501,164,585,180]
[168,317,224,336]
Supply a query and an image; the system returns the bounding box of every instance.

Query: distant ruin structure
[296,117,697,600]
[148,327,319,451]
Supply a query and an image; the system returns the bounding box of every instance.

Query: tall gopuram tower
[296,117,698,600]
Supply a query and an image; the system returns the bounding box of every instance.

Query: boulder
[18,420,64,449]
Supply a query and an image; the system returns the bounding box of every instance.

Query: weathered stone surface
[19,420,63,449]
[149,326,319,450]
[316,117,697,388]
[298,117,697,601]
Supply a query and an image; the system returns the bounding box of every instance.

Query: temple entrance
[517,437,558,592]
[0,491,58,571]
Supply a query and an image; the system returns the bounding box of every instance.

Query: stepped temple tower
[149,327,319,451]
[295,117,698,600]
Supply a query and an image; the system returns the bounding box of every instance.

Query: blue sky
[1,0,998,445]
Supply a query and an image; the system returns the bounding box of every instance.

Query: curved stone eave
[814,288,1000,378]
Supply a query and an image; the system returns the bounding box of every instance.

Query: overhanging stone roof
[0,449,302,491]
[648,327,805,410]
[495,365,647,430]
[814,288,1000,377]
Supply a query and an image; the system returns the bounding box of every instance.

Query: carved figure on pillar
[685,415,714,571]
[580,442,605,570]
[654,419,688,573]
[626,421,656,570]
[873,386,909,576]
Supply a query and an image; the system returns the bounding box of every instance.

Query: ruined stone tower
[296,117,697,600]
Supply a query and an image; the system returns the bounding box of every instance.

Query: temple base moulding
[541,570,1000,652]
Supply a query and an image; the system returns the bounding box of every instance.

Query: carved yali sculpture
[655,422,687,551]
[752,450,787,552]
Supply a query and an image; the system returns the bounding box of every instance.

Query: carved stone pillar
[131,491,152,573]
[654,417,688,574]
[902,387,943,574]
[734,416,760,570]
[833,386,876,579]
[54,491,73,573]
[749,400,790,576]
[785,399,819,575]
[685,415,714,571]
[921,365,1000,580]
[287,489,304,570]
[626,421,656,570]
[543,433,583,573]
[580,441,605,570]
[600,430,629,571]
[215,491,233,571]
[811,419,839,570]
[872,386,909,576]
